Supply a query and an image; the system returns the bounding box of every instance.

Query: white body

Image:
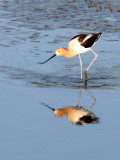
[68,35,95,55]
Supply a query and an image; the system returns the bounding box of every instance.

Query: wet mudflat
[0,0,120,160]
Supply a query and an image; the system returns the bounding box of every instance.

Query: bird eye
[58,50,60,52]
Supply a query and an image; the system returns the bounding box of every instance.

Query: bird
[39,32,102,80]
[55,106,99,125]
[40,88,99,125]
[44,106,99,125]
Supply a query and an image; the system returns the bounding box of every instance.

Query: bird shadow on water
[40,85,100,126]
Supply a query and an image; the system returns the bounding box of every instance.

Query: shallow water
[0,28,120,89]
[0,79,120,160]
[0,0,120,160]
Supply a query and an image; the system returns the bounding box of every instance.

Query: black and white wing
[71,32,102,48]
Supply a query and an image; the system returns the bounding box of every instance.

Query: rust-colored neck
[61,48,75,58]
[56,47,76,58]
[54,107,75,117]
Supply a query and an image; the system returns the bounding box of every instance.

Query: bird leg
[85,71,87,80]
[79,54,82,80]
[86,89,96,111]
[84,79,88,88]
[85,48,98,79]
[76,87,82,107]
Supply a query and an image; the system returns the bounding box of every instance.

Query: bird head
[56,47,66,56]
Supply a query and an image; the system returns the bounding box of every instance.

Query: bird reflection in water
[42,88,99,125]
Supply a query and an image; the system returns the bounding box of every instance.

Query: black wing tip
[96,32,102,39]
[95,32,102,36]
[81,32,102,48]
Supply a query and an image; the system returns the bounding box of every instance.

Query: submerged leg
[79,54,82,80]
[85,48,98,79]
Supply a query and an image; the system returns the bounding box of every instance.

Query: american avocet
[44,104,99,125]
[54,106,99,125]
[39,32,102,80]
[41,88,99,125]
